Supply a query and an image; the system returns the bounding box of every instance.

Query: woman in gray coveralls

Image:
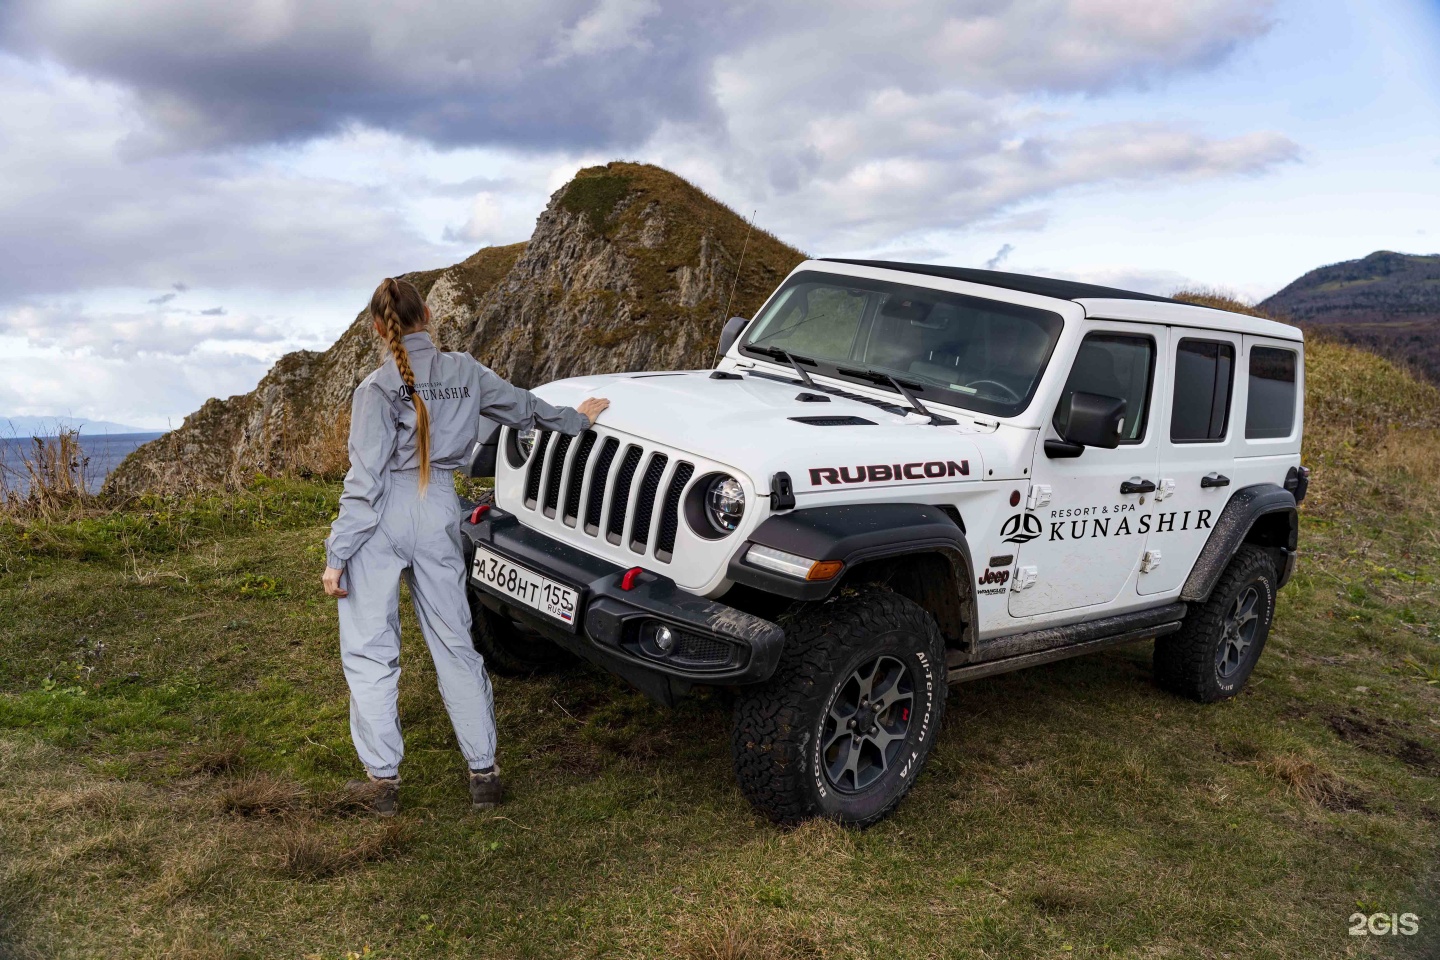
[322,277,608,816]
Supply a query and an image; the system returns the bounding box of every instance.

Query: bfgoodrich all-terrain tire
[731,588,947,827]
[1154,545,1277,703]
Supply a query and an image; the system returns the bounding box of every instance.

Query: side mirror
[1051,391,1126,455]
[465,417,502,478]
[717,316,748,358]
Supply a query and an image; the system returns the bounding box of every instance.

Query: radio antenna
[716,210,756,366]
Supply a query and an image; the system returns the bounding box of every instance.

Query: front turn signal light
[745,545,843,581]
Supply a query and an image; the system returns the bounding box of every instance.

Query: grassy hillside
[1,336,1438,958]
[1259,251,1440,388]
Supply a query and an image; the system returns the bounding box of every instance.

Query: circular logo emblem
[1000,513,1043,544]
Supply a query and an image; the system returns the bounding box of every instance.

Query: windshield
[739,270,1064,417]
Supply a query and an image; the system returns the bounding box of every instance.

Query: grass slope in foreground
[1,338,1439,959]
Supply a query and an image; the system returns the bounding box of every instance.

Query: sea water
[0,432,164,496]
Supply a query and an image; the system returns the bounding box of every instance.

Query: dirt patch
[1326,708,1440,775]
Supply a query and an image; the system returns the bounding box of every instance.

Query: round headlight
[705,475,746,533]
[516,427,538,461]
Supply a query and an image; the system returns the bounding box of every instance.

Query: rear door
[1140,330,1244,596]
[1009,322,1164,618]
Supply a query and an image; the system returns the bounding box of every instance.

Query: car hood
[529,369,992,499]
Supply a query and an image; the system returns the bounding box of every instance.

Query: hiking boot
[344,774,400,817]
[469,766,502,810]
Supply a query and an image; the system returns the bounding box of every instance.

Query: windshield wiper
[748,312,830,349]
[837,366,956,425]
[748,345,818,387]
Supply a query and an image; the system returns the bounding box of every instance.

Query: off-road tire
[731,589,947,828]
[463,491,576,676]
[1154,545,1277,703]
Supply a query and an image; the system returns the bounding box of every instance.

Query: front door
[1009,323,1164,619]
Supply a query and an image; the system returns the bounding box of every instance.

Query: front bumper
[460,507,785,704]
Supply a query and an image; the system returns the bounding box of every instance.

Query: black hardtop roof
[819,258,1179,305]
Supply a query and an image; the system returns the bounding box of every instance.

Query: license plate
[470,547,580,628]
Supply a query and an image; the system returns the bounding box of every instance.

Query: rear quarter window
[1246,347,1298,439]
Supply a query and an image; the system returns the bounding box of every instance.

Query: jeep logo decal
[978,567,1010,587]
[1000,513,1043,543]
[808,460,969,486]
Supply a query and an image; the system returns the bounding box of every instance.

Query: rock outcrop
[106,163,805,495]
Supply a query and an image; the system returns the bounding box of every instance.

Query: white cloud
[0,58,455,299]
[0,337,274,430]
[0,301,288,358]
[0,0,1316,425]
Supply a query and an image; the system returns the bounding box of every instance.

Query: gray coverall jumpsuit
[325,331,587,778]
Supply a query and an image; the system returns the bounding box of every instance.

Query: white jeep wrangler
[461,259,1309,826]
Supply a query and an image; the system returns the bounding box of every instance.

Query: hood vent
[788,415,877,426]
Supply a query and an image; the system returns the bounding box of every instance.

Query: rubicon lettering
[808,460,968,486]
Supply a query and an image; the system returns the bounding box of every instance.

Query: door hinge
[1140,550,1162,573]
[1026,484,1051,510]
[1011,566,1038,591]
[1154,478,1176,502]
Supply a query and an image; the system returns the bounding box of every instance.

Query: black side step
[948,602,1187,684]
[947,621,1182,684]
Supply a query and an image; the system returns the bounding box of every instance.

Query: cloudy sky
[1,0,1437,430]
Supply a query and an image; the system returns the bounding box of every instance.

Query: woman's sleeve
[325,381,399,568]
[469,360,589,436]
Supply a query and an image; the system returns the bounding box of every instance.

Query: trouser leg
[408,494,497,771]
[337,533,408,778]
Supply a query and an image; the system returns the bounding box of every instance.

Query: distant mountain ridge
[1260,250,1440,385]
[106,163,804,495]
[3,416,152,438]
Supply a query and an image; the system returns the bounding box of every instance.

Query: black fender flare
[727,503,976,640]
[1180,483,1298,602]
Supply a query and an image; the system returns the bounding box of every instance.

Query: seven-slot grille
[518,428,696,562]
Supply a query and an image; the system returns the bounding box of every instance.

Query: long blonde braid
[369,277,433,494]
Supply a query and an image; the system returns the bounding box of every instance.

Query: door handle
[1120,478,1156,495]
[1201,473,1231,488]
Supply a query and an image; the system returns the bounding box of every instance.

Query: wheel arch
[1180,483,1297,603]
[726,503,977,649]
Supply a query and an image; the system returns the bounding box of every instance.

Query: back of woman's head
[369,277,433,493]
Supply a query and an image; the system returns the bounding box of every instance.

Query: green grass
[2,342,1439,958]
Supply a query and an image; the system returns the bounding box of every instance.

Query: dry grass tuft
[1028,880,1091,916]
[674,914,823,960]
[175,743,245,778]
[40,781,136,819]
[273,819,407,881]
[0,429,99,518]
[318,779,397,818]
[216,772,307,818]
[1258,753,1365,811]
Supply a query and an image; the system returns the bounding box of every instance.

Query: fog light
[653,624,675,653]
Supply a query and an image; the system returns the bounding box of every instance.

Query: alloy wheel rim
[1217,585,1262,679]
[821,655,914,793]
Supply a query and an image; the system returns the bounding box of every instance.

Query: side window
[1053,333,1155,444]
[1170,339,1235,443]
[1246,347,1298,439]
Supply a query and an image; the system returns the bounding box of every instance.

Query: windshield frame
[737,270,1066,418]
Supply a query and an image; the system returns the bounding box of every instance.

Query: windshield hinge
[769,472,796,511]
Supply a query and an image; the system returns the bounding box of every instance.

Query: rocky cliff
[106,163,805,495]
